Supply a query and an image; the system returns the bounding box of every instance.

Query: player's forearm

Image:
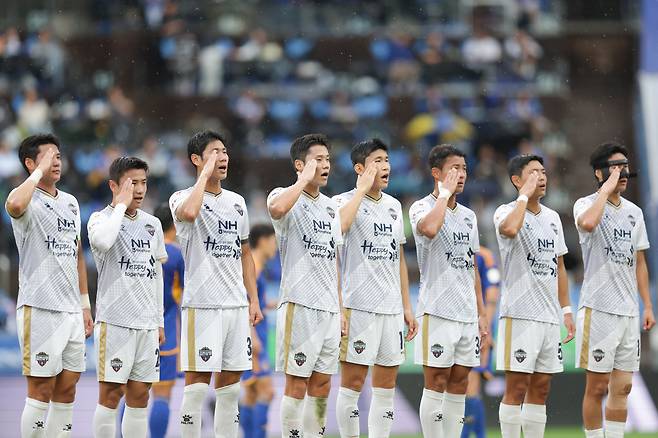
[498,202,526,238]
[485,289,498,332]
[399,249,412,312]
[268,180,305,220]
[5,170,43,218]
[636,252,652,309]
[88,204,126,252]
[577,192,608,232]
[241,245,260,305]
[474,262,486,317]
[338,192,366,234]
[175,176,208,222]
[77,241,89,295]
[156,263,164,327]
[557,257,570,308]
[416,199,448,238]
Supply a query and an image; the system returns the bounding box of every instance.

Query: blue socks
[461,397,485,438]
[148,397,170,438]
[239,404,254,438]
[253,402,269,438]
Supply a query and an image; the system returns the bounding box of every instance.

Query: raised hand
[199,150,218,181]
[37,147,56,174]
[116,178,134,207]
[441,168,459,195]
[297,159,318,185]
[600,167,621,195]
[519,171,539,198]
[356,163,377,194]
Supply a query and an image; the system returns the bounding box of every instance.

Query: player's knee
[100,385,124,408]
[31,380,54,402]
[342,373,365,392]
[286,376,308,398]
[506,379,529,402]
[586,379,609,399]
[126,388,150,407]
[54,382,76,402]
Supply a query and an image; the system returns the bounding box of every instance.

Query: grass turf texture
[327,430,655,437]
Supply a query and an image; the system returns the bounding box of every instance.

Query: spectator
[504,26,543,79]
[462,26,502,68]
[18,88,51,134]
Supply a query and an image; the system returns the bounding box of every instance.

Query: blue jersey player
[239,224,277,438]
[462,246,500,438]
[151,203,185,438]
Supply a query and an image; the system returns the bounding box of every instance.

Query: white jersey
[170,188,250,309]
[494,202,568,324]
[333,190,405,314]
[89,207,167,330]
[267,188,342,313]
[574,194,650,317]
[7,187,82,313]
[410,195,480,323]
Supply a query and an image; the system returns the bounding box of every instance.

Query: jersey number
[557,342,563,361]
[475,336,480,356]
[399,331,403,350]
[155,348,160,368]
[247,337,252,357]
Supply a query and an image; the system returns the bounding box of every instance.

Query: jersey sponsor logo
[199,346,212,362]
[326,206,335,219]
[453,231,470,244]
[388,208,397,220]
[353,339,366,354]
[593,348,605,362]
[444,251,475,270]
[374,222,393,237]
[218,219,238,234]
[294,351,306,366]
[111,357,123,372]
[36,351,49,366]
[313,220,332,234]
[145,224,155,236]
[131,238,151,252]
[44,235,76,257]
[537,238,555,252]
[181,414,194,425]
[613,228,632,241]
[302,235,336,260]
[526,253,557,277]
[57,217,76,232]
[203,236,242,259]
[514,349,527,363]
[431,343,444,358]
[234,204,244,216]
[361,239,398,261]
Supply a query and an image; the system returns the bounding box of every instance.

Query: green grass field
[327,430,655,438]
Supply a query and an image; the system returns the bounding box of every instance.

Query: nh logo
[313,220,331,231]
[57,218,75,229]
[374,223,392,233]
[613,229,631,239]
[453,232,470,242]
[131,239,151,249]
[218,220,238,231]
[538,239,554,249]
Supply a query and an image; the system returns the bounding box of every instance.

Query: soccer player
[239,224,278,438]
[333,138,418,438]
[88,157,167,438]
[462,246,500,438]
[267,133,343,438]
[410,144,488,438]
[5,134,92,438]
[494,154,575,438]
[574,142,655,438]
[149,203,186,438]
[170,130,262,438]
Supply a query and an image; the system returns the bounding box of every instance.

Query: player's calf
[583,371,609,431]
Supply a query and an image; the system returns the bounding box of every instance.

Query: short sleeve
[493,204,513,238]
[266,187,289,233]
[471,214,480,253]
[556,215,568,256]
[409,200,431,238]
[240,198,250,241]
[395,201,406,245]
[74,199,82,239]
[155,222,168,262]
[86,212,103,256]
[332,205,343,246]
[573,197,594,232]
[169,190,191,236]
[332,194,346,208]
[6,188,33,230]
[634,211,650,251]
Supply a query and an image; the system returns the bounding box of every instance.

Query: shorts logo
[593,349,605,362]
[388,208,398,220]
[514,349,527,363]
[111,357,123,372]
[35,352,49,367]
[199,347,212,362]
[68,203,78,215]
[350,409,359,418]
[289,430,301,438]
[234,204,244,216]
[34,420,45,429]
[294,352,307,366]
[181,414,193,425]
[326,206,335,219]
[434,413,443,422]
[145,224,155,236]
[319,426,326,436]
[384,410,394,420]
[64,424,72,431]
[431,344,444,358]
[353,339,366,354]
[550,223,558,235]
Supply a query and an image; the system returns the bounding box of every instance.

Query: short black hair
[350,138,388,165]
[589,142,629,169]
[428,144,465,169]
[290,133,330,165]
[109,156,149,183]
[249,223,275,248]
[153,202,174,233]
[187,130,227,164]
[18,133,60,173]
[507,154,544,178]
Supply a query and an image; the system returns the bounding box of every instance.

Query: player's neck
[204,178,222,195]
[366,187,382,200]
[607,191,622,206]
[527,197,541,214]
[111,199,137,216]
[36,181,57,197]
[303,183,320,198]
[447,195,457,210]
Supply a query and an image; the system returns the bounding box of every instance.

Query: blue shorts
[242,322,271,382]
[158,306,180,382]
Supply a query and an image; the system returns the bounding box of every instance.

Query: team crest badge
[234,204,244,216]
[388,208,397,220]
[294,352,307,366]
[593,349,605,362]
[514,349,527,363]
[464,217,473,230]
[111,357,123,372]
[36,352,49,367]
[68,203,78,215]
[431,344,444,358]
[199,347,212,362]
[628,215,636,227]
[145,224,155,236]
[550,223,558,235]
[326,206,335,219]
[353,340,366,354]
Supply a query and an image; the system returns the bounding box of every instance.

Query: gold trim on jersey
[504,317,512,371]
[107,204,139,221]
[364,193,383,203]
[35,187,59,199]
[98,322,107,381]
[187,308,196,372]
[204,190,223,197]
[283,303,295,372]
[302,191,320,201]
[422,314,429,366]
[580,307,593,368]
[339,308,352,361]
[22,306,32,375]
[606,200,623,209]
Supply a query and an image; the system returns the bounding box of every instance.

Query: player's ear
[354,162,364,175]
[25,158,36,173]
[510,174,522,189]
[190,153,203,168]
[108,179,119,193]
[430,167,441,181]
[294,159,304,173]
[594,169,603,182]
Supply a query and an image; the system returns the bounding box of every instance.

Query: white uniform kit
[9,188,86,377]
[169,188,252,373]
[493,202,567,374]
[89,206,167,383]
[334,190,406,367]
[410,195,481,368]
[573,195,650,372]
[267,188,342,377]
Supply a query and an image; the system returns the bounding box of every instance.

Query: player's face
[304,144,331,187]
[260,235,278,260]
[606,152,629,194]
[521,160,547,198]
[363,149,391,191]
[440,155,467,194]
[34,144,61,184]
[120,169,148,211]
[202,140,229,181]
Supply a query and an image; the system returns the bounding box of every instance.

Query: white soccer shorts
[496,317,563,374]
[415,314,480,368]
[340,309,405,367]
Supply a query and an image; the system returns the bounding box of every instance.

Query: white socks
[180,382,209,438]
[419,388,444,438]
[336,387,361,438]
[93,404,118,438]
[585,428,605,438]
[369,387,395,437]
[442,392,466,437]
[499,403,521,438]
[521,403,546,438]
[45,401,74,437]
[214,382,241,438]
[303,395,329,438]
[605,420,626,438]
[281,395,304,438]
[122,406,148,438]
[21,398,48,438]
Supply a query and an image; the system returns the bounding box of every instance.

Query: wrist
[561,306,572,315]
[517,194,529,203]
[438,187,452,200]
[28,168,44,184]
[80,293,91,310]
